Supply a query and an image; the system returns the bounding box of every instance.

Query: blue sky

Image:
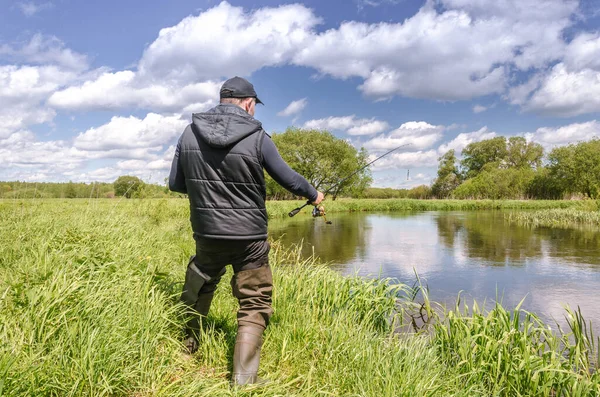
[1,0,600,188]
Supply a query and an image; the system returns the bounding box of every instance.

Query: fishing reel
[312,205,326,218]
[312,205,332,224]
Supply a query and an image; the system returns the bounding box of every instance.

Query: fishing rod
[288,143,411,219]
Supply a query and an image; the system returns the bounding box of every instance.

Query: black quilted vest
[178,104,267,240]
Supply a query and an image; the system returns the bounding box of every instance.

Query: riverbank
[266,198,599,218]
[1,200,598,396]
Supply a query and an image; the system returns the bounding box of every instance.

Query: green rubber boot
[231,326,268,386]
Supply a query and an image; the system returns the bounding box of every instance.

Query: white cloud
[0,131,86,172]
[472,105,487,113]
[347,120,389,136]
[364,121,444,150]
[0,113,182,184]
[303,115,389,135]
[0,64,80,138]
[524,120,600,149]
[294,0,575,100]
[17,2,53,17]
[49,71,220,112]
[372,150,440,170]
[74,113,187,152]
[277,98,307,117]
[437,127,496,154]
[0,34,88,70]
[516,63,600,117]
[138,2,320,83]
[509,32,600,117]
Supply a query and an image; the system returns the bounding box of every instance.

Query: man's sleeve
[261,135,318,202]
[168,136,187,194]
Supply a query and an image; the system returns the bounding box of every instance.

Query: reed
[506,208,600,228]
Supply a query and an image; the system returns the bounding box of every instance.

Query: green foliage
[440,137,598,200]
[526,168,564,200]
[267,128,372,199]
[406,184,432,199]
[548,139,600,199]
[113,175,144,198]
[0,181,123,199]
[461,136,508,178]
[505,136,543,169]
[431,149,461,198]
[363,187,409,199]
[453,167,535,199]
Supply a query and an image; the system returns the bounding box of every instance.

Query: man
[168,76,323,386]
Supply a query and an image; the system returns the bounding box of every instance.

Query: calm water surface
[269,211,600,331]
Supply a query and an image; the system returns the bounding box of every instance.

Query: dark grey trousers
[182,238,274,330]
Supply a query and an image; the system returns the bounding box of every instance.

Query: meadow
[0,199,598,396]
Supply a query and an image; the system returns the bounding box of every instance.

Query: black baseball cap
[220,76,264,105]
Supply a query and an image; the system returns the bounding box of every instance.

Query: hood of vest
[192,104,262,149]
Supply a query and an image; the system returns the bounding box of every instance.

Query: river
[269,211,600,332]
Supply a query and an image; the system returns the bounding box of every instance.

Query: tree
[460,137,508,178]
[505,136,543,169]
[268,128,372,200]
[65,181,77,198]
[113,176,144,198]
[453,167,535,199]
[548,139,600,198]
[431,149,461,198]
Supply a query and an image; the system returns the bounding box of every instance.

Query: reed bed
[0,199,598,396]
[506,208,600,228]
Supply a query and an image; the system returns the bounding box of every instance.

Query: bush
[113,176,144,198]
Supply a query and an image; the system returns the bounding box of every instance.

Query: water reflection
[269,211,600,331]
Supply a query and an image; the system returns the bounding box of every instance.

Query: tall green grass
[506,208,600,228]
[0,199,598,396]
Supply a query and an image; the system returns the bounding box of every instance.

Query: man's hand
[312,191,324,205]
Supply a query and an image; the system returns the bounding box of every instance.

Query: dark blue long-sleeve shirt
[168,133,318,202]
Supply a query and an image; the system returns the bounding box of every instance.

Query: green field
[1,199,598,396]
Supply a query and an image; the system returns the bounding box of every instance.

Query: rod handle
[288,201,311,217]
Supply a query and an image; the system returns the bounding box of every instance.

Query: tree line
[2,130,597,201]
[431,137,600,199]
[0,177,172,199]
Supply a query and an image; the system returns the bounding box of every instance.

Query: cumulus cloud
[303,115,389,135]
[514,63,600,117]
[138,2,320,83]
[0,34,88,70]
[277,98,307,117]
[364,121,444,150]
[524,120,600,149]
[0,113,183,183]
[0,64,80,138]
[294,0,576,100]
[74,113,187,152]
[40,0,595,119]
[49,71,220,112]
[437,127,496,154]
[0,131,85,172]
[509,32,600,117]
[47,2,318,114]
